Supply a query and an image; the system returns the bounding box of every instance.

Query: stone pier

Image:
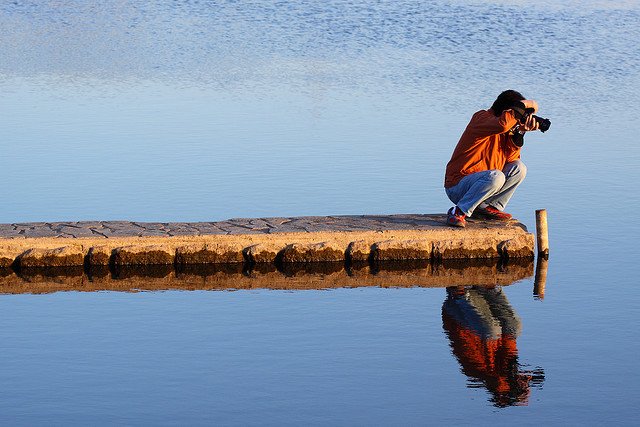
[0,214,534,268]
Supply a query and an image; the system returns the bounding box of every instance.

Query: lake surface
[1,0,639,424]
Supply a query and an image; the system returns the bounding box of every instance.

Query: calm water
[1,0,639,424]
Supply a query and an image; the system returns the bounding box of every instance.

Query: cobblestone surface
[0,214,520,239]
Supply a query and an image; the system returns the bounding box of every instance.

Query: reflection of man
[442,286,544,407]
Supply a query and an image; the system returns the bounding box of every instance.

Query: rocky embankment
[0,214,534,269]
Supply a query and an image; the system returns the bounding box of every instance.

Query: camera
[512,103,551,133]
[530,114,551,133]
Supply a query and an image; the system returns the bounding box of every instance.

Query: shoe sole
[447,218,466,228]
[472,212,512,221]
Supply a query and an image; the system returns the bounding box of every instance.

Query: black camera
[513,103,551,133]
[530,114,551,133]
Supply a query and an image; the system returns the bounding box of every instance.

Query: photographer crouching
[444,90,550,227]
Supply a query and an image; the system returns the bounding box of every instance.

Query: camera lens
[533,115,551,133]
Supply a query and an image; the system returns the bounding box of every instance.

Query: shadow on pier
[0,258,533,295]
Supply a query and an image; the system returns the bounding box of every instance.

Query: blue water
[1,0,639,424]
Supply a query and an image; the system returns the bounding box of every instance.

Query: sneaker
[447,206,466,228]
[474,205,512,221]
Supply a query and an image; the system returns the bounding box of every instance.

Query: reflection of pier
[0,259,532,294]
[442,286,544,407]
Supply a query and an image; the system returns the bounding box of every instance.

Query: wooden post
[535,209,549,258]
[533,257,548,299]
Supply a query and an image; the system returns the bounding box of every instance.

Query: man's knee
[505,160,527,181]
[487,170,506,190]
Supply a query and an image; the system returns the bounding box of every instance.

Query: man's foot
[474,205,512,221]
[447,206,466,228]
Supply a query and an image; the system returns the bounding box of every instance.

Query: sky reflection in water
[0,0,639,423]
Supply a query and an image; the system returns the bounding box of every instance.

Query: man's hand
[521,114,539,132]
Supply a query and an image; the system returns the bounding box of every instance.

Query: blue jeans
[445,160,527,216]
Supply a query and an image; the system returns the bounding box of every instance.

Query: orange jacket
[444,109,521,188]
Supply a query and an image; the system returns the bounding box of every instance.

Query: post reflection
[442,286,544,407]
[534,257,549,299]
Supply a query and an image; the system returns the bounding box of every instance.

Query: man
[444,90,540,227]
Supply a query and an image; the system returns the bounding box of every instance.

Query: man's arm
[510,113,540,147]
[471,110,519,138]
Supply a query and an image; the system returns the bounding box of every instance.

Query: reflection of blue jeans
[445,160,527,216]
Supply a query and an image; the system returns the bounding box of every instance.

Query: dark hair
[490,90,525,116]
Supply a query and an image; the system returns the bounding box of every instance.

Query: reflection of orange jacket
[442,311,531,406]
[443,313,520,391]
[444,109,521,188]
